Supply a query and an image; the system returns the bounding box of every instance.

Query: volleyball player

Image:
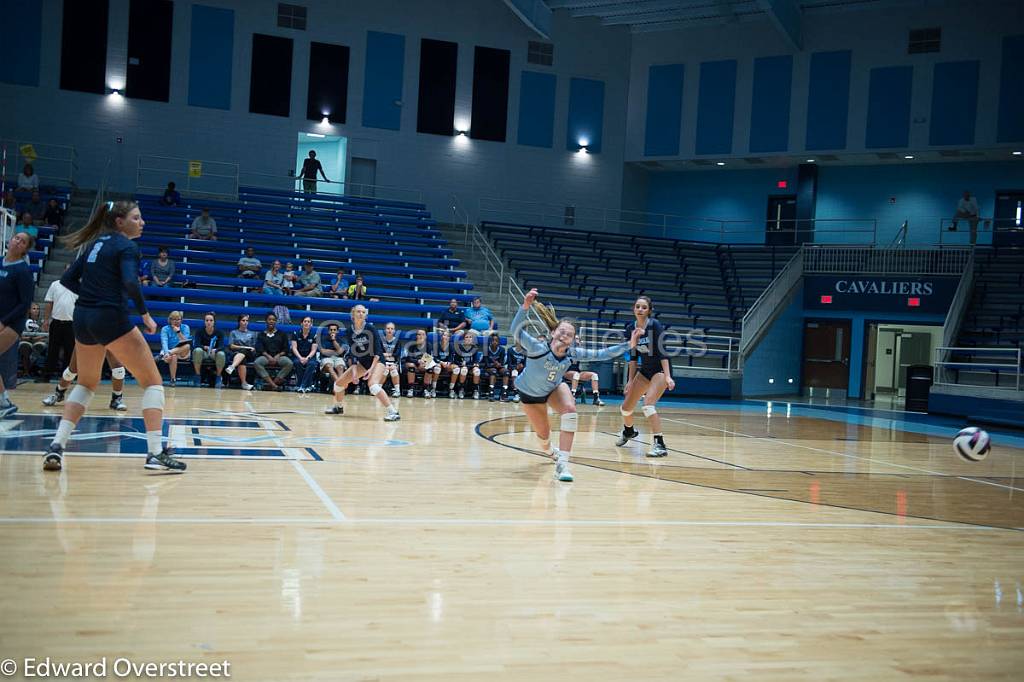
[42,201,184,472]
[616,296,674,457]
[324,305,400,421]
[483,333,510,402]
[433,329,456,398]
[505,342,525,403]
[380,322,402,397]
[512,288,641,482]
[41,349,130,410]
[319,322,348,390]
[402,328,435,398]
[567,340,606,406]
[453,329,483,399]
[0,230,35,419]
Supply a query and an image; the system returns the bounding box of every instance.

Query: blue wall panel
[517,71,556,148]
[997,36,1024,143]
[749,55,792,153]
[742,292,803,397]
[644,64,685,156]
[566,77,604,153]
[362,31,405,131]
[188,5,234,110]
[930,60,979,146]
[805,50,851,151]
[695,60,737,155]
[0,0,41,86]
[865,66,912,149]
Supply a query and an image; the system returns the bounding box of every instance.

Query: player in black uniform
[0,230,35,419]
[567,337,606,406]
[42,201,184,472]
[380,322,402,398]
[433,329,456,398]
[324,304,400,421]
[483,333,510,402]
[402,328,435,398]
[616,296,674,457]
[453,330,483,399]
[505,343,526,403]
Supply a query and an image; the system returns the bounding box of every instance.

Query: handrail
[0,139,79,189]
[935,252,976,384]
[889,220,909,249]
[86,158,113,232]
[802,245,972,275]
[452,194,505,297]
[240,170,425,204]
[138,154,240,201]
[934,346,1022,392]
[0,207,16,257]
[739,248,804,363]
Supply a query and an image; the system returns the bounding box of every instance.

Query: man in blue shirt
[437,298,467,333]
[464,297,495,333]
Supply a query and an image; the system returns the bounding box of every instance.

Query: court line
[0,516,1014,531]
[290,460,347,521]
[661,416,1024,493]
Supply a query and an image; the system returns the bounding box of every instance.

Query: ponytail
[64,200,139,251]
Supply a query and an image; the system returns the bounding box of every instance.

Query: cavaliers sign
[804,275,958,313]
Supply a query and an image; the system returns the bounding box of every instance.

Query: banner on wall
[188,160,202,178]
[804,275,959,314]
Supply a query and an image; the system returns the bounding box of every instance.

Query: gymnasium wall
[0,0,631,220]
[741,292,803,397]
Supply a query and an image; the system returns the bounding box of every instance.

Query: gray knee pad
[141,385,165,411]
[560,412,578,433]
[642,405,657,418]
[67,385,95,408]
[111,366,126,380]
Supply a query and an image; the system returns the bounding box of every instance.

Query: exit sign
[777,180,788,189]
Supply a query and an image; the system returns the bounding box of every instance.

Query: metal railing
[138,155,240,200]
[0,207,16,256]
[739,248,803,363]
[934,346,1022,392]
[0,139,79,189]
[802,245,972,275]
[452,195,505,298]
[238,171,425,204]
[937,251,976,365]
[85,159,113,231]
[937,217,994,245]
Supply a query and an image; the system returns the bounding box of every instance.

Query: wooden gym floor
[1,384,1022,681]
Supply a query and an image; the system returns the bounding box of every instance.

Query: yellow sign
[19,144,37,162]
[188,160,202,178]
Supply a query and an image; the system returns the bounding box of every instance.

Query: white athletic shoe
[241,382,254,391]
[406,388,414,398]
[554,459,574,483]
[383,407,401,422]
[225,365,234,375]
[647,441,668,458]
[391,386,401,398]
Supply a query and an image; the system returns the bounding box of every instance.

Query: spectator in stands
[18,303,48,378]
[237,246,261,279]
[2,190,16,210]
[291,315,319,392]
[272,304,291,325]
[189,207,218,240]
[161,182,181,206]
[254,312,292,390]
[17,212,38,240]
[403,328,435,398]
[263,260,285,295]
[225,313,256,390]
[43,198,64,228]
[347,274,368,300]
[329,269,349,299]
[282,262,297,294]
[951,190,981,244]
[42,266,76,384]
[151,246,175,287]
[192,312,227,388]
[438,298,467,333]
[159,311,192,386]
[465,296,495,334]
[26,190,45,222]
[297,150,329,193]
[295,259,322,297]
[16,163,39,195]
[319,322,347,388]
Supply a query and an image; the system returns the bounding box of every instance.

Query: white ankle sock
[53,419,75,447]
[146,430,163,456]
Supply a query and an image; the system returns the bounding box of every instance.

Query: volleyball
[953,427,991,462]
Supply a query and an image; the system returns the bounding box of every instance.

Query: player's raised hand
[522,288,538,309]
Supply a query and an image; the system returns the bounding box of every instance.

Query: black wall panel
[60,0,109,94]
[249,34,293,117]
[416,39,458,136]
[126,0,173,102]
[307,42,350,123]
[470,46,510,142]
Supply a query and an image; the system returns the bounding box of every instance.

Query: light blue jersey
[510,307,631,398]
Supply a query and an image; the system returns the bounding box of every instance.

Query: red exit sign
[777,180,788,189]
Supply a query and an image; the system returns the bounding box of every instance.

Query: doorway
[870,323,940,400]
[295,132,346,195]
[802,320,851,392]
[993,190,1024,246]
[766,194,797,245]
[349,157,377,198]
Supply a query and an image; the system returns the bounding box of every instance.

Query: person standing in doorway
[298,150,329,194]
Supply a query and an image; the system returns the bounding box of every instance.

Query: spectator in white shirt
[16,163,39,195]
[951,190,980,244]
[189,208,218,240]
[43,272,78,382]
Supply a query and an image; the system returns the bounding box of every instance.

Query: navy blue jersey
[434,341,454,363]
[0,258,33,330]
[345,322,383,364]
[292,330,317,357]
[454,340,482,366]
[61,233,148,314]
[506,347,526,368]
[625,318,668,372]
[484,344,507,368]
[380,335,401,363]
[404,343,427,364]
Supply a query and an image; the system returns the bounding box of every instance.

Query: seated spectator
[2,190,16,210]
[294,260,322,297]
[483,333,510,401]
[347,274,368,300]
[26,190,45,222]
[319,322,348,387]
[403,328,436,398]
[453,329,483,399]
[191,312,227,388]
[282,262,297,294]
[465,296,495,334]
[42,198,64,228]
[263,260,285,295]
[159,311,192,386]
[139,258,152,286]
[151,246,176,287]
[18,303,48,378]
[225,313,256,390]
[433,329,456,397]
[254,312,292,390]
[189,207,218,240]
[17,212,38,239]
[951,189,981,245]
[291,315,319,392]
[329,269,349,299]
[438,298,467,333]
[272,304,291,325]
[237,246,261,279]
[16,163,39,195]
[161,181,181,206]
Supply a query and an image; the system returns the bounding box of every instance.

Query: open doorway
[867,323,941,407]
[766,194,797,245]
[295,132,346,195]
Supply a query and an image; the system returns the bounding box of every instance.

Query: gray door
[349,157,377,197]
[895,333,931,390]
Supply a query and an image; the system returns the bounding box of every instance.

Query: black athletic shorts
[638,365,663,381]
[73,307,135,346]
[519,390,554,405]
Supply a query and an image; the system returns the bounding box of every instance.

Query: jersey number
[86,242,104,263]
[547,370,557,382]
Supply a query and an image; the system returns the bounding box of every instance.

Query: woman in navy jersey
[324,304,400,421]
[616,296,674,457]
[41,201,184,473]
[0,230,36,419]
